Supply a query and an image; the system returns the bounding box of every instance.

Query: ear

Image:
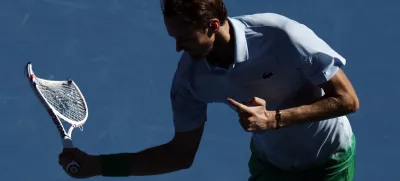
[208,18,220,31]
[207,18,220,37]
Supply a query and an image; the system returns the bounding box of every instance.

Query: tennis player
[59,0,360,180]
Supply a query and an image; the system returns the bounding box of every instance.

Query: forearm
[278,95,358,128]
[128,143,191,175]
[98,143,191,177]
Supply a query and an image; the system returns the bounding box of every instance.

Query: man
[59,0,360,180]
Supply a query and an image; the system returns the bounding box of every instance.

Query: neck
[207,20,235,68]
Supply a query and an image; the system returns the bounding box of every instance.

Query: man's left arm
[277,69,359,128]
[276,17,360,128]
[228,16,360,130]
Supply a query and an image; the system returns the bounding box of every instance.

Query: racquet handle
[62,138,81,175]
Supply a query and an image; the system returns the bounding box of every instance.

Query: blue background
[1,0,398,180]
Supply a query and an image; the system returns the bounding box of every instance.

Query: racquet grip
[66,160,80,174]
[63,137,81,174]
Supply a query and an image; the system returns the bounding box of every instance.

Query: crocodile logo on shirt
[262,72,274,79]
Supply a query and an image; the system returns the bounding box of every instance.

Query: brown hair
[160,0,228,28]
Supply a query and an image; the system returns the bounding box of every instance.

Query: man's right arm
[92,124,204,177]
[110,86,205,176]
[101,62,206,176]
[94,55,207,177]
[127,124,204,175]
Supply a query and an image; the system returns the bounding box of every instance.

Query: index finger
[227,98,251,113]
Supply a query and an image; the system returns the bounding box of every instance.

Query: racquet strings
[34,77,87,123]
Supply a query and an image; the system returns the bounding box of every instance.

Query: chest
[188,56,306,105]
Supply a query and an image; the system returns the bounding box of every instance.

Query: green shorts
[248,135,356,181]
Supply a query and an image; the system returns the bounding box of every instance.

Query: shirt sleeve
[282,18,347,85]
[170,61,207,132]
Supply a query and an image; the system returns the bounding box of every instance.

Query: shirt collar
[202,17,249,70]
[228,17,249,64]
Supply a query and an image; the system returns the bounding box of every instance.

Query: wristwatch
[275,110,281,129]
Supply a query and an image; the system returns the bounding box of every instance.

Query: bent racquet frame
[26,62,88,175]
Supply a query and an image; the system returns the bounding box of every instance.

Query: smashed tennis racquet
[25,62,88,175]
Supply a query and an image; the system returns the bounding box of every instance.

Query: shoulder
[231,13,293,29]
[170,53,208,132]
[173,52,192,82]
[230,12,309,45]
[231,13,318,39]
[170,52,195,98]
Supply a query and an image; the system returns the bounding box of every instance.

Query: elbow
[173,153,196,170]
[180,161,194,169]
[173,161,193,171]
[342,95,359,114]
[179,156,196,169]
[350,99,360,113]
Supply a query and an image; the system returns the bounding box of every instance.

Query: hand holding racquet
[26,62,89,175]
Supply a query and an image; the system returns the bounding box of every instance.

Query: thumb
[250,97,266,106]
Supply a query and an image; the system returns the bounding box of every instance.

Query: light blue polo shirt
[170,13,354,170]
